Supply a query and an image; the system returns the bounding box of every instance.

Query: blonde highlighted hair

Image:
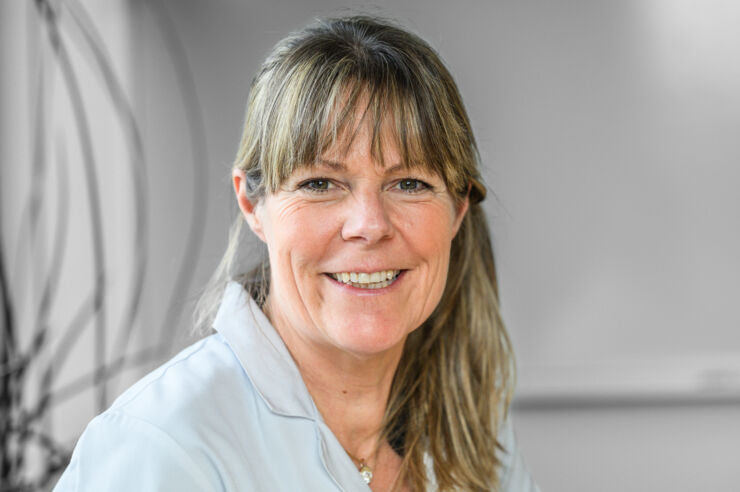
[196,15,514,491]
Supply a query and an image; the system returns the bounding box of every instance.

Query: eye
[396,178,431,193]
[298,178,333,192]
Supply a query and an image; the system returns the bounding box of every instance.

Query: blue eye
[397,179,430,193]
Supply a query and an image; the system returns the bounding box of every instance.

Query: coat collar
[213,281,373,490]
[212,281,320,420]
[212,281,430,491]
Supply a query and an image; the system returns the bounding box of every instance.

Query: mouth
[326,269,402,290]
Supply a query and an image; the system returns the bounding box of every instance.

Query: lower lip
[324,271,406,295]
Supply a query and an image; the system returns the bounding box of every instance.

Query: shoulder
[53,410,217,491]
[54,334,266,491]
[109,334,257,423]
[105,333,273,451]
[421,417,542,492]
[497,417,542,492]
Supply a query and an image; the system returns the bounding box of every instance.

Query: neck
[264,299,404,460]
[301,349,401,458]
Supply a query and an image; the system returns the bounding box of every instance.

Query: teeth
[330,269,401,289]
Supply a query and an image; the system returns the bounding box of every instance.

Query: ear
[452,193,470,236]
[232,168,266,242]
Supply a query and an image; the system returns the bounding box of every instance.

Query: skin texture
[233,119,468,490]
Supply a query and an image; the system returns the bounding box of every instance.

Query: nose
[340,190,394,244]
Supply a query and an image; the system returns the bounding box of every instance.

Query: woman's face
[236,122,468,359]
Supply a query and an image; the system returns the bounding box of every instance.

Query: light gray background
[3,0,739,490]
[133,2,740,490]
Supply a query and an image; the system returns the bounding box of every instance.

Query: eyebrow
[316,159,408,175]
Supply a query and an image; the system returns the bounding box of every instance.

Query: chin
[329,320,410,357]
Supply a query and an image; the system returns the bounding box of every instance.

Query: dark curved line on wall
[0,235,19,482]
[28,135,71,368]
[6,8,57,482]
[46,344,164,408]
[4,30,57,460]
[0,221,17,376]
[61,0,150,397]
[0,244,15,472]
[0,242,15,361]
[35,0,108,411]
[25,292,95,427]
[1,425,70,491]
[147,0,209,353]
[3,37,53,477]
[26,50,52,353]
[0,257,16,484]
[22,138,71,451]
[50,292,95,375]
[10,45,49,332]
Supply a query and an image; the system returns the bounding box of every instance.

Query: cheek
[392,201,457,259]
[393,204,457,312]
[264,201,340,277]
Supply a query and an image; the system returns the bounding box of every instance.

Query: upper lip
[325,268,403,274]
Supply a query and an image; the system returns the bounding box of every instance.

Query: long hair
[196,15,514,491]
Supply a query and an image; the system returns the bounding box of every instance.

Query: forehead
[307,158,432,180]
[300,97,425,175]
[264,80,468,197]
[319,114,400,165]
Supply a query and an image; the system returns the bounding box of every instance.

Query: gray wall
[137,2,738,490]
[4,0,738,490]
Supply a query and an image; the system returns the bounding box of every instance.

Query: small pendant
[359,463,373,484]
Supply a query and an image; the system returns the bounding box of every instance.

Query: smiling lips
[328,270,402,289]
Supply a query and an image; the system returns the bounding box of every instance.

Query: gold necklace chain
[345,447,379,485]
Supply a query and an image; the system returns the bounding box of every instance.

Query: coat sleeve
[498,417,542,492]
[53,411,218,492]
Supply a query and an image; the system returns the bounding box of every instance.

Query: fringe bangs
[244,23,477,204]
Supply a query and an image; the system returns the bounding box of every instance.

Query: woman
[55,15,539,492]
